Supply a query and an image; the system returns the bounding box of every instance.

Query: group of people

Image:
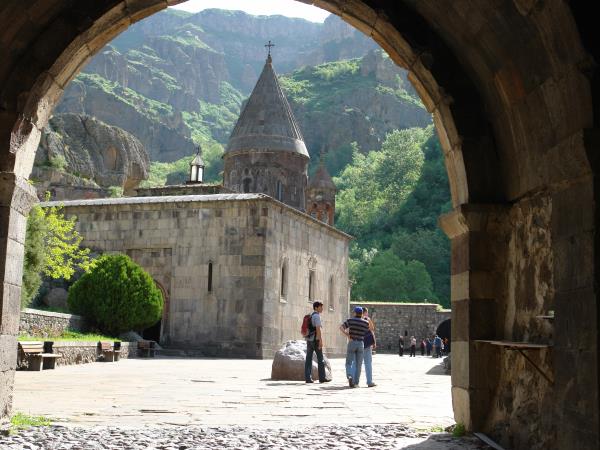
[398,334,449,358]
[304,302,376,388]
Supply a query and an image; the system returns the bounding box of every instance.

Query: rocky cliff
[33,114,149,199]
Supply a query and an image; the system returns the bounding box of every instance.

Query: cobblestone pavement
[0,424,492,449]
[5,355,492,448]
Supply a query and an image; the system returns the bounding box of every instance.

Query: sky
[170,0,330,23]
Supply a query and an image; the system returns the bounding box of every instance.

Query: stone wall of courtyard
[350,302,450,354]
[19,309,88,337]
[17,341,137,369]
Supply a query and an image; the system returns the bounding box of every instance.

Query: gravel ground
[0,424,492,450]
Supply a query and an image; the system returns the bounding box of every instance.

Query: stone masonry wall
[350,302,450,354]
[19,309,88,337]
[263,202,350,358]
[17,341,136,369]
[52,194,349,359]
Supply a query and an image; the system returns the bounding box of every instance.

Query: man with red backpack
[303,301,330,383]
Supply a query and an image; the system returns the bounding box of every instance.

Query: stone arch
[0,2,598,448]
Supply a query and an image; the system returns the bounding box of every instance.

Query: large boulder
[271,340,332,381]
[41,287,69,310]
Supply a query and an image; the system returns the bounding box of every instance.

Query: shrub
[67,254,163,335]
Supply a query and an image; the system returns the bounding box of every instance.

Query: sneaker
[367,383,377,387]
[305,380,314,383]
[319,379,332,383]
[347,376,354,388]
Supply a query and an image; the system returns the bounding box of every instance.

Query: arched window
[328,276,335,310]
[208,262,213,292]
[280,262,287,299]
[243,178,251,193]
[276,180,283,201]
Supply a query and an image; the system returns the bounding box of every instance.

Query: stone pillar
[0,172,37,428]
[439,203,509,430]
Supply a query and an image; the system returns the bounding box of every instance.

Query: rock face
[53,9,384,163]
[34,114,150,199]
[271,340,333,381]
[41,288,69,310]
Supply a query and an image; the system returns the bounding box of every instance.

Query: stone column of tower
[306,158,336,226]
[223,52,310,211]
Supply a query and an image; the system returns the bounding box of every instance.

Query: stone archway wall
[0,1,598,448]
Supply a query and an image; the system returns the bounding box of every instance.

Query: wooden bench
[97,341,121,362]
[18,341,62,371]
[138,340,157,358]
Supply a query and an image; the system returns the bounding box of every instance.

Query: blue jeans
[305,340,326,382]
[363,346,373,385]
[345,340,364,384]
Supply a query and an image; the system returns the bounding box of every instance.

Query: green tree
[335,128,427,236]
[352,250,436,302]
[22,203,93,308]
[68,254,163,335]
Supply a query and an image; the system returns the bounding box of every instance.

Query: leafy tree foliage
[22,203,93,308]
[334,126,452,307]
[68,254,163,335]
[352,250,436,301]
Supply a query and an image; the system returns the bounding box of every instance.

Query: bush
[67,254,163,335]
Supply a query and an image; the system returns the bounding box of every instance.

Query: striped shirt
[342,317,370,341]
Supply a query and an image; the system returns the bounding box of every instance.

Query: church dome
[225,55,309,158]
[309,162,336,191]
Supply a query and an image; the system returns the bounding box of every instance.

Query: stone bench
[97,341,121,362]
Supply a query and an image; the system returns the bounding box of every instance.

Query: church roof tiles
[225,56,309,158]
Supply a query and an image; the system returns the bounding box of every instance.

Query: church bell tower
[223,42,310,211]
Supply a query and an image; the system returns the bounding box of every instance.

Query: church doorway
[141,281,167,343]
[0,2,598,449]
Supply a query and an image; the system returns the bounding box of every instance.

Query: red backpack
[301,312,316,337]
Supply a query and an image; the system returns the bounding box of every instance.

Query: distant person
[409,336,416,357]
[398,335,404,357]
[443,337,449,355]
[426,337,432,356]
[304,301,330,383]
[340,306,370,387]
[420,339,426,356]
[433,334,443,358]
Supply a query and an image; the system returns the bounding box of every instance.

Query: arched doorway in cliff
[0,2,598,449]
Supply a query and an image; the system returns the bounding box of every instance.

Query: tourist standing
[433,334,443,358]
[420,339,426,356]
[362,307,377,387]
[340,306,370,387]
[409,336,416,357]
[304,301,329,383]
[426,337,432,356]
[398,335,404,357]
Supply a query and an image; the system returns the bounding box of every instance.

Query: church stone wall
[350,302,450,354]
[262,204,350,358]
[54,195,349,358]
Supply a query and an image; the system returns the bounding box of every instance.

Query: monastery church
[46,53,351,358]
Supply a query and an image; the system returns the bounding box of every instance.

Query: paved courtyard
[2,354,492,449]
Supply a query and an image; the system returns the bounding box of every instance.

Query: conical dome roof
[309,161,336,191]
[225,56,309,158]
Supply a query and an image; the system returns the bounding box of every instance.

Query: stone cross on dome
[265,40,275,62]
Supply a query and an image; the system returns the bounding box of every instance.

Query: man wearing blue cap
[340,306,371,388]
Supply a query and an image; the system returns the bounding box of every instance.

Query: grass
[10,412,52,433]
[452,423,466,437]
[18,329,120,342]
